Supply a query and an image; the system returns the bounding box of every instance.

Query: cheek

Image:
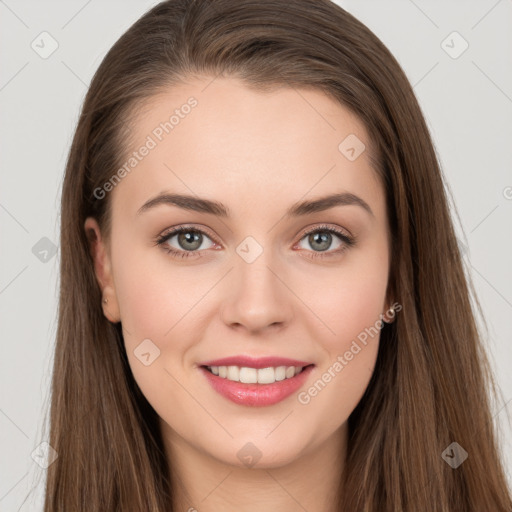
[111,248,200,416]
[294,253,387,426]
[112,241,194,339]
[110,241,212,401]
[115,264,166,337]
[315,279,383,369]
[303,250,389,351]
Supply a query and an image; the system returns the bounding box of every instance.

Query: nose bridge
[235,233,283,301]
[221,234,293,331]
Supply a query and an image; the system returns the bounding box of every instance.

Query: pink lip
[199,355,312,369]
[199,360,315,407]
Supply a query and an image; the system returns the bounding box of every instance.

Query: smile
[199,357,315,407]
[204,365,306,384]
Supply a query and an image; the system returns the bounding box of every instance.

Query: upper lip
[199,356,314,369]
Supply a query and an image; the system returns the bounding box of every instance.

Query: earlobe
[84,217,121,323]
[382,300,396,324]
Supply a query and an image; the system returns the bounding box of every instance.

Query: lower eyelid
[157,226,354,257]
[296,231,345,249]
[160,230,216,251]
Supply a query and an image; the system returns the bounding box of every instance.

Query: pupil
[179,231,201,251]
[175,230,333,253]
[310,232,331,252]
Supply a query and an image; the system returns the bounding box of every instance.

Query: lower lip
[200,365,314,407]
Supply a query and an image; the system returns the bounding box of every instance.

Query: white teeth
[275,366,286,381]
[227,366,239,381]
[207,365,304,384]
[240,367,257,383]
[257,367,275,384]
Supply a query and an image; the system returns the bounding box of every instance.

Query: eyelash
[154,224,356,261]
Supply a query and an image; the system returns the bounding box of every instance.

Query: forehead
[111,76,384,222]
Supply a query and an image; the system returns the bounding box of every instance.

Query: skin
[85,76,394,512]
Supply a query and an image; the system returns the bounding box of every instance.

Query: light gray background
[1,0,511,510]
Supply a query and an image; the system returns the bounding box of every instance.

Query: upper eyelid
[158,223,352,246]
[159,224,218,243]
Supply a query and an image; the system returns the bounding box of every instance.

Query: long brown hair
[40,0,511,510]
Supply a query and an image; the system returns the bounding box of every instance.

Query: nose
[220,247,294,335]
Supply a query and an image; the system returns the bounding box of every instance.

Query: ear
[382,296,397,324]
[84,217,121,323]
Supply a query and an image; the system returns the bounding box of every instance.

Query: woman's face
[86,76,392,468]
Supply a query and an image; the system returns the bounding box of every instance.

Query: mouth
[198,360,315,407]
[201,364,313,384]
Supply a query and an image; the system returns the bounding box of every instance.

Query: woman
[42,0,512,510]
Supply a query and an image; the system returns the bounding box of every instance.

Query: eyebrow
[137,191,374,218]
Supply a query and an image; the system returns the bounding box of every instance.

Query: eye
[155,223,356,260]
[155,226,217,259]
[295,224,356,259]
